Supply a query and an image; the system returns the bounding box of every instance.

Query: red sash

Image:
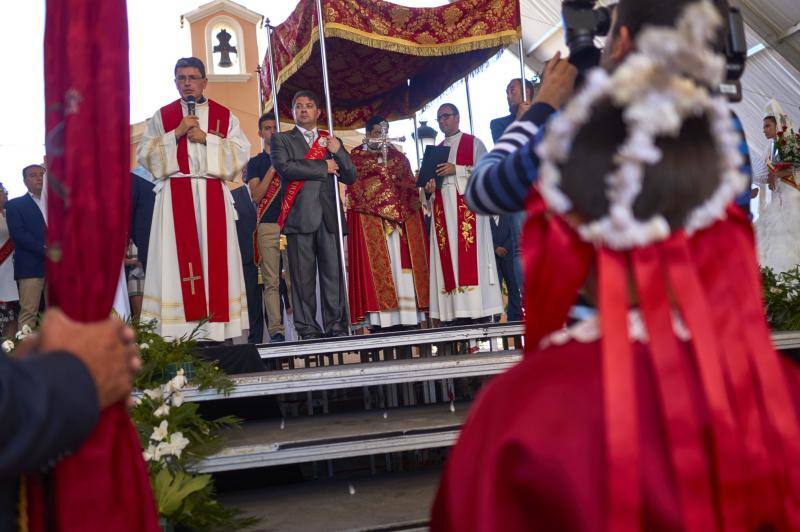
[159,99,230,323]
[0,238,13,266]
[253,170,281,264]
[433,133,479,293]
[277,130,330,228]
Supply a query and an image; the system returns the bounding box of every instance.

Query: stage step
[256,322,524,360]
[197,403,467,473]
[184,350,521,402]
[219,468,439,531]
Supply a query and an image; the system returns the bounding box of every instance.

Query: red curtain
[32,0,160,529]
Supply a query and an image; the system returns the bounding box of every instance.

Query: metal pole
[463,75,475,134]
[518,40,528,103]
[265,19,281,132]
[412,113,421,169]
[315,0,352,334]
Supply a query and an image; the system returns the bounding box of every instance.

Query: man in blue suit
[489,215,522,322]
[6,164,47,331]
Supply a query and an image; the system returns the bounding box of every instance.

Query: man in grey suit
[271,90,357,339]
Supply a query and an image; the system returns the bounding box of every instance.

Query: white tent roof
[515,0,800,156]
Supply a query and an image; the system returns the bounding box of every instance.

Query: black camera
[561,0,611,74]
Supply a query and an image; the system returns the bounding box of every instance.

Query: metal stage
[187,324,800,531]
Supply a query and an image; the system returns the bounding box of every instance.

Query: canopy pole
[517,0,528,104]
[464,75,475,134]
[412,113,421,169]
[315,0,352,335]
[265,19,282,133]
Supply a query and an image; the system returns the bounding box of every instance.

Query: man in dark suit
[130,167,156,271]
[270,90,357,339]
[229,182,265,344]
[6,164,47,331]
[489,78,535,142]
[490,215,522,322]
[1,309,140,529]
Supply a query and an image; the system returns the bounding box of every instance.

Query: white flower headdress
[536,0,746,250]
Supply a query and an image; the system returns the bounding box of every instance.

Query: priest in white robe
[137,57,249,341]
[423,103,502,324]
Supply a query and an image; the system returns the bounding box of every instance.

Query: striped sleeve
[465,103,555,214]
[731,112,754,216]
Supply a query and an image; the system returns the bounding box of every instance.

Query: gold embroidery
[459,202,476,250]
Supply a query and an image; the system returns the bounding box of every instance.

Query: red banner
[39,0,159,530]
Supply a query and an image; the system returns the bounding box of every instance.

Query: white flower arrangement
[14,324,33,341]
[536,0,746,250]
[142,368,191,465]
[1,339,14,353]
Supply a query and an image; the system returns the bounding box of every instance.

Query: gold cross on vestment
[182,262,202,295]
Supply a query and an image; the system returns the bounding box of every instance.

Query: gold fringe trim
[263,24,519,115]
[18,475,28,532]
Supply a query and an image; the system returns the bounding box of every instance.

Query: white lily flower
[1,340,14,353]
[142,444,157,462]
[151,420,169,442]
[154,441,173,460]
[168,432,190,458]
[171,391,185,407]
[21,324,32,335]
[143,387,163,401]
[154,404,170,418]
[168,370,187,392]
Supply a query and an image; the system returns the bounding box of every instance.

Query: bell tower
[181,0,263,156]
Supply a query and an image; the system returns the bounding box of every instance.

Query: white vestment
[754,139,800,274]
[427,132,503,322]
[137,99,250,341]
[0,213,18,302]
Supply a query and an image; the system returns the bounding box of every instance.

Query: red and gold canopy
[261,0,520,129]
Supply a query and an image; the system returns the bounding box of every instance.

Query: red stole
[277,130,330,227]
[159,99,230,323]
[253,168,281,264]
[433,133,479,293]
[0,237,13,266]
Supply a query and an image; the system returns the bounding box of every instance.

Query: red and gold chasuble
[433,133,478,293]
[159,99,230,323]
[277,130,330,227]
[347,146,430,323]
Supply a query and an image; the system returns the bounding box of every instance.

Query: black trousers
[286,224,348,337]
[243,262,264,344]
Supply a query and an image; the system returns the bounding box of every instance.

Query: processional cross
[213,29,238,68]
[182,263,202,296]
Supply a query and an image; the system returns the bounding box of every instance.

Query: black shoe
[270,333,286,343]
[301,332,323,341]
[327,329,349,338]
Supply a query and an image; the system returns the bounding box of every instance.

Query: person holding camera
[433,1,795,531]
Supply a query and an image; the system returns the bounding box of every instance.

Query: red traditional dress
[427,132,502,322]
[137,98,250,340]
[346,143,429,327]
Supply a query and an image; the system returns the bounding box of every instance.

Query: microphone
[186,95,196,116]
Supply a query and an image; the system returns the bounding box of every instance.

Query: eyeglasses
[437,113,457,122]
[175,75,204,83]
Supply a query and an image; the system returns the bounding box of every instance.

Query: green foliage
[132,320,256,531]
[761,266,800,331]
[134,319,233,395]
